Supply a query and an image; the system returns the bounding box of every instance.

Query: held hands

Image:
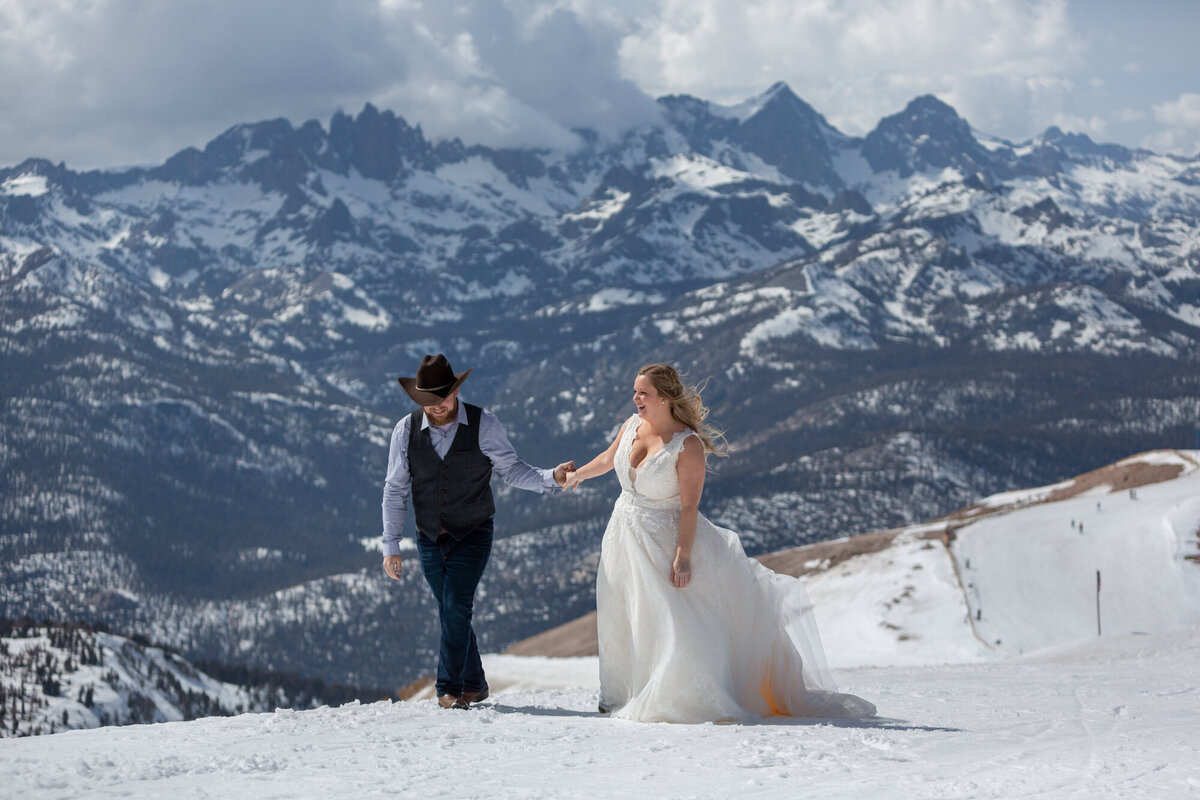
[562,470,582,492]
[671,553,692,589]
[553,460,576,489]
[382,555,403,581]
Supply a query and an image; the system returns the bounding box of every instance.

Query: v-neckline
[629,419,684,471]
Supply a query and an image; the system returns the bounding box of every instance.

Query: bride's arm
[672,436,706,588]
[563,420,627,491]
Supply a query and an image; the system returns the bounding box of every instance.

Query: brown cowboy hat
[398,354,472,406]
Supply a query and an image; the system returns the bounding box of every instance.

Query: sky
[1,0,1198,170]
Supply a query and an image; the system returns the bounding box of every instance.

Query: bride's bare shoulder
[676,434,700,460]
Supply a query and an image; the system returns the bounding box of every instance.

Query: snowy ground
[4,451,1199,797]
[3,627,1199,800]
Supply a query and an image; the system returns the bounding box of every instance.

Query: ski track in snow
[3,628,1198,799]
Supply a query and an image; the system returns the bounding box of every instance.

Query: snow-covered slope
[809,450,1200,667]
[501,450,1200,673]
[949,451,1200,655]
[2,629,1198,799]
[0,621,388,738]
[0,622,258,737]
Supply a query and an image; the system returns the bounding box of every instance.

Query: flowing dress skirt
[596,490,876,724]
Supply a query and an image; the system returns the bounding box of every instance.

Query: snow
[953,465,1200,656]
[4,452,1200,797]
[563,189,629,223]
[582,288,664,313]
[807,532,985,668]
[739,305,815,355]
[1,173,49,197]
[649,153,756,192]
[2,630,1198,799]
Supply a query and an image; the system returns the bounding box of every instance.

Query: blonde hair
[637,363,728,457]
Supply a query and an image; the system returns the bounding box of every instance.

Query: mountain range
[2,81,1199,689]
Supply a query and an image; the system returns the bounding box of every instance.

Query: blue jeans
[416,520,493,698]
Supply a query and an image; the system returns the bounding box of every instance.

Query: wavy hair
[637,363,728,457]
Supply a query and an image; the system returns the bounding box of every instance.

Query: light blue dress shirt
[381,397,558,556]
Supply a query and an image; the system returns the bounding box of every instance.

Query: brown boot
[438,694,469,710]
[461,688,489,704]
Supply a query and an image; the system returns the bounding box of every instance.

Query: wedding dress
[595,415,876,723]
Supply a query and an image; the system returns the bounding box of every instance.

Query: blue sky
[1,0,1196,169]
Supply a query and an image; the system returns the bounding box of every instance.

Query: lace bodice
[615,415,698,505]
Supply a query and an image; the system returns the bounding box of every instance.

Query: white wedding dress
[596,415,876,724]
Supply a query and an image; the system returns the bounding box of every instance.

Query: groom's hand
[383,555,403,581]
[553,460,575,488]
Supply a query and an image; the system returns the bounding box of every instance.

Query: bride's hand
[671,554,691,588]
[563,470,582,492]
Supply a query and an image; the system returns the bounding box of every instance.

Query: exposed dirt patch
[939,451,1195,527]
[397,674,433,700]
[1043,459,1187,503]
[756,530,899,578]
[504,612,599,658]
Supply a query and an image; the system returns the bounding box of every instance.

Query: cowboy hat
[398,354,472,406]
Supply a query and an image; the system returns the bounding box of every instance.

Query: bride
[564,364,875,724]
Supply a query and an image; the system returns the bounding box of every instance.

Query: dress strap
[671,428,699,450]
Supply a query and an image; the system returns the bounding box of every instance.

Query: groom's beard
[425,401,457,426]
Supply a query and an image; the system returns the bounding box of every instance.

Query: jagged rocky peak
[147,116,310,190]
[742,81,824,121]
[657,93,739,154]
[728,82,848,190]
[861,94,994,178]
[1035,125,1134,164]
[325,102,435,181]
[146,104,438,192]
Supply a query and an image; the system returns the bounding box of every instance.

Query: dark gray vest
[407,403,495,542]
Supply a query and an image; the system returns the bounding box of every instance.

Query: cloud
[371,1,659,152]
[0,0,658,168]
[1050,113,1107,140]
[1153,93,1200,129]
[1114,108,1146,124]
[614,0,1085,142]
[0,0,399,167]
[1,0,1190,168]
[1143,93,1200,156]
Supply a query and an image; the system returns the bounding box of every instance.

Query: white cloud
[0,0,404,166]
[1153,93,1200,129]
[1049,113,1107,140]
[0,0,658,168]
[1,0,1194,167]
[1143,93,1200,156]
[613,0,1084,142]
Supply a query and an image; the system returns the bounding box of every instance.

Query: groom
[381,354,573,709]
